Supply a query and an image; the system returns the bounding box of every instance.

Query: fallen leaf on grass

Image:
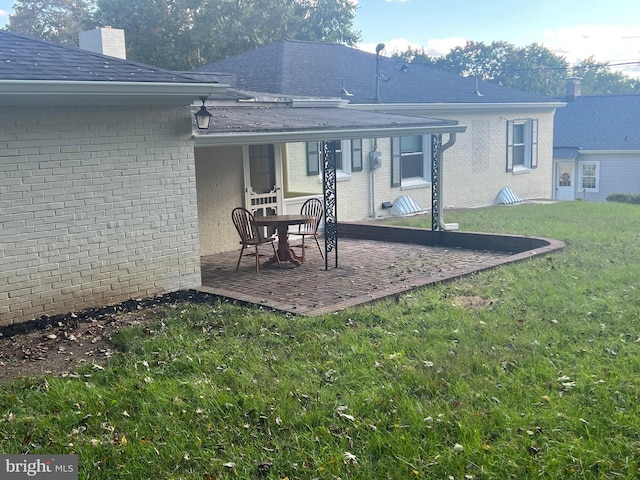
[343,452,357,464]
[339,413,355,422]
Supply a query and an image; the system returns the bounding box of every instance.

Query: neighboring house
[0,30,463,325]
[553,78,640,201]
[197,40,565,217]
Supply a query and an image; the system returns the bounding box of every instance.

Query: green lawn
[2,201,639,479]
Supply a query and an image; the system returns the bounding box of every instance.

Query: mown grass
[1,201,639,479]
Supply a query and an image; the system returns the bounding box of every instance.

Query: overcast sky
[1,0,639,77]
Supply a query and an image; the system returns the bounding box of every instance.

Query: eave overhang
[193,124,467,146]
[191,105,466,147]
[0,80,230,106]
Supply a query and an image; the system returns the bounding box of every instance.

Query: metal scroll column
[431,134,442,233]
[322,141,338,269]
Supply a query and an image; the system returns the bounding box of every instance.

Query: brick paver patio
[197,237,533,316]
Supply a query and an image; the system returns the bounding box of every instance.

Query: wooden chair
[291,198,324,261]
[231,207,280,272]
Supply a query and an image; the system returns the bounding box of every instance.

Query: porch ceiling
[192,105,466,145]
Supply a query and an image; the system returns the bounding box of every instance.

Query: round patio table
[254,214,315,267]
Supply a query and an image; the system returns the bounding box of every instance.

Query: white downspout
[438,133,459,231]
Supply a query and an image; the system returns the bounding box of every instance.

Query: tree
[394,46,436,67]
[5,0,95,46]
[432,41,518,81]
[95,0,360,70]
[503,43,569,96]
[397,40,640,97]
[428,41,568,97]
[571,57,638,95]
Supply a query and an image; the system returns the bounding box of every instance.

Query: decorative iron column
[322,141,338,269]
[431,134,442,232]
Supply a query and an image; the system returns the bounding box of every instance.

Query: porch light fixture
[194,96,213,130]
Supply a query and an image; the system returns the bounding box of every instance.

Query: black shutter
[391,137,401,187]
[531,119,538,169]
[351,139,363,172]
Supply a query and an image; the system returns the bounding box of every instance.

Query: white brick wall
[195,146,245,256]
[0,105,201,325]
[279,108,556,218]
[437,109,555,208]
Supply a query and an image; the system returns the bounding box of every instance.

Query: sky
[354,0,640,78]
[1,0,639,78]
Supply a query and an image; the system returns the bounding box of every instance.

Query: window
[306,140,359,177]
[506,119,538,172]
[326,140,343,171]
[306,142,320,175]
[578,161,600,192]
[513,123,526,167]
[391,135,431,187]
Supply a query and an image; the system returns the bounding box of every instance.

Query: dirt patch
[452,295,495,310]
[0,291,223,384]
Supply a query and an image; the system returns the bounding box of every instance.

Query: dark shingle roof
[0,30,208,83]
[197,39,556,105]
[553,95,640,151]
[201,105,459,134]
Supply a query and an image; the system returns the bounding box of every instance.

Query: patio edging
[338,222,565,256]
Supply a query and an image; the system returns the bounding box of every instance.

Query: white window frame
[506,119,538,173]
[578,161,600,193]
[391,135,431,188]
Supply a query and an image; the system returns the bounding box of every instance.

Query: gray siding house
[553,79,640,201]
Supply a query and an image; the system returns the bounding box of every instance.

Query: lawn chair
[231,207,280,272]
[290,198,324,261]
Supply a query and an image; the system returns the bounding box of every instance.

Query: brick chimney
[565,77,582,101]
[79,26,126,59]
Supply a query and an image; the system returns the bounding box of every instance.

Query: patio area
[197,225,564,316]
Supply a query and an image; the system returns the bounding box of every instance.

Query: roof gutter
[192,124,467,147]
[0,80,230,105]
[578,149,640,155]
[349,102,566,113]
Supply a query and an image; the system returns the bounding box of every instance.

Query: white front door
[243,144,284,218]
[554,161,575,201]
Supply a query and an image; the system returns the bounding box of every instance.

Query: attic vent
[390,195,425,216]
[495,187,522,205]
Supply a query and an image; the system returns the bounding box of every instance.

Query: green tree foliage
[504,43,569,96]
[571,56,638,95]
[5,0,96,46]
[398,40,639,97]
[95,0,360,70]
